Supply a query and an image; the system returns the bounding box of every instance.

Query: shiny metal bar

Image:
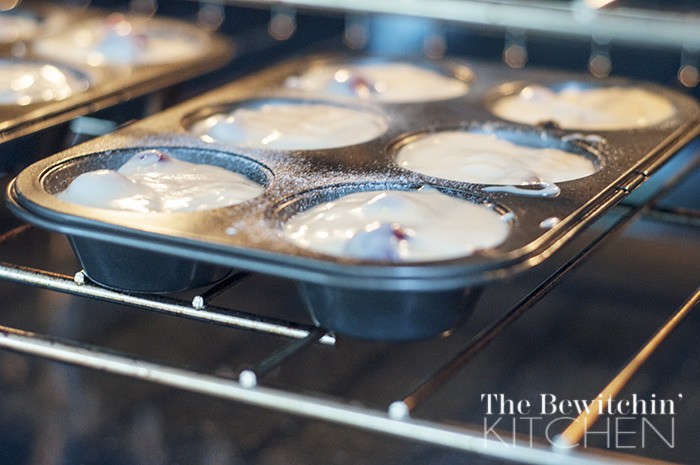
[0,325,676,465]
[558,287,700,447]
[641,206,700,227]
[0,224,32,245]
[191,271,250,309]
[0,262,335,345]
[218,0,700,49]
[239,328,325,387]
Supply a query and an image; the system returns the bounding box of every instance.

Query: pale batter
[33,14,205,66]
[191,102,388,150]
[491,85,675,130]
[396,131,598,185]
[57,149,264,213]
[283,187,510,262]
[0,61,88,105]
[285,62,469,103]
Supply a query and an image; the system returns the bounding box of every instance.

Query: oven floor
[0,150,698,465]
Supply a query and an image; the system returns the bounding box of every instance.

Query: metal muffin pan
[7,55,700,340]
[0,5,233,145]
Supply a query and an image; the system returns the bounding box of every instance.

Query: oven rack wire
[0,147,697,465]
[177,0,700,93]
[195,0,700,49]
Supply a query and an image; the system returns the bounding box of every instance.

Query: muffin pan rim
[7,53,700,293]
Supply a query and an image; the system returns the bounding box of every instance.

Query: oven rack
[0,146,697,465]
[202,0,700,49]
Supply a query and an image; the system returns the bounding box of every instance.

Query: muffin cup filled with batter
[486,81,677,131]
[275,183,512,340]
[284,58,473,103]
[0,59,91,106]
[281,185,511,262]
[35,147,270,293]
[0,9,41,45]
[32,14,212,67]
[186,99,389,151]
[0,2,67,48]
[393,126,603,197]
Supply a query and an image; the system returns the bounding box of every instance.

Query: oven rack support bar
[558,286,700,447]
[640,205,700,227]
[239,328,325,388]
[191,271,251,309]
[0,261,335,345]
[218,0,700,49]
[0,325,677,465]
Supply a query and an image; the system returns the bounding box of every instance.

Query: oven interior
[0,1,698,464]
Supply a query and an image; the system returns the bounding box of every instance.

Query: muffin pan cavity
[275,183,510,340]
[393,125,603,188]
[486,81,679,131]
[32,14,213,67]
[186,99,389,151]
[0,59,92,106]
[283,58,473,103]
[0,8,42,44]
[279,184,511,263]
[17,146,270,293]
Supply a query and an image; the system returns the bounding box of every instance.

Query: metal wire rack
[215,0,700,49]
[0,140,697,465]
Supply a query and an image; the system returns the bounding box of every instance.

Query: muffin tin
[7,55,700,340]
[0,2,67,50]
[0,4,232,145]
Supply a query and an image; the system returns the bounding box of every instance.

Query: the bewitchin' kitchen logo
[480,393,682,449]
